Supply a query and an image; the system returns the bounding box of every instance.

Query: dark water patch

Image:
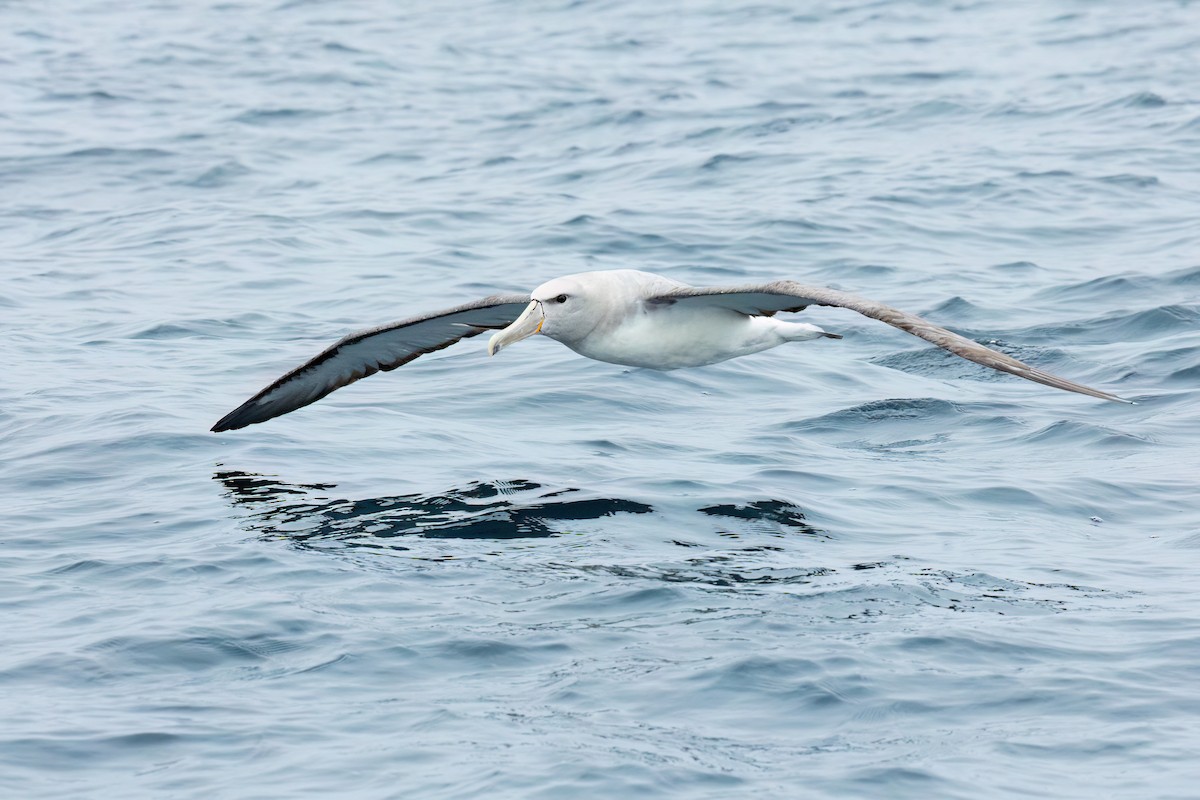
[183,160,252,188]
[232,108,331,125]
[1100,173,1159,188]
[216,471,653,546]
[322,41,364,54]
[670,539,705,549]
[39,89,130,103]
[699,500,824,538]
[15,28,54,41]
[1063,91,1170,118]
[753,100,817,113]
[1112,91,1168,109]
[103,732,184,748]
[701,153,756,170]
[216,471,338,505]
[64,146,175,161]
[680,125,727,142]
[580,437,634,455]
[5,204,70,221]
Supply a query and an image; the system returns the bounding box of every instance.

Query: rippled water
[3,1,1199,797]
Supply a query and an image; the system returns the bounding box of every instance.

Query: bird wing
[212,294,531,431]
[647,281,1131,403]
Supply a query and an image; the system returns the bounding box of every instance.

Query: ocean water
[2,1,1199,797]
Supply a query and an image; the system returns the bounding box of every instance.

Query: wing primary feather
[211,293,530,432]
[650,282,1131,404]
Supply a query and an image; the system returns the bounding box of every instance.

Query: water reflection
[215,471,654,549]
[698,500,824,538]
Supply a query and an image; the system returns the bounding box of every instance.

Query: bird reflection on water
[214,472,654,550]
[214,471,824,553]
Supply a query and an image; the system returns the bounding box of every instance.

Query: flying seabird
[211,269,1130,432]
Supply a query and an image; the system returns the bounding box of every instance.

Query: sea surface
[2,1,1199,797]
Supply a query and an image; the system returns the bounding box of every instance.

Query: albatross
[211,269,1130,431]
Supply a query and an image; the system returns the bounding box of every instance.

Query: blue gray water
[3,1,1199,797]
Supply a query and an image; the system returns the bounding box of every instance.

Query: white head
[488,274,605,355]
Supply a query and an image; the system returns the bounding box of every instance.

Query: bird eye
[554,294,569,304]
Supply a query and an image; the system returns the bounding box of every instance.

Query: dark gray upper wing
[648,281,1131,403]
[212,294,531,431]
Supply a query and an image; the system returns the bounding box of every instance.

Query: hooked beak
[488,301,544,356]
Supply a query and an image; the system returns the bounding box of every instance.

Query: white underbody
[554,301,827,370]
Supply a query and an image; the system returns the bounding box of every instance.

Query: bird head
[488,275,594,355]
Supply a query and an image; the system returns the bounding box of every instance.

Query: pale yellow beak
[488,301,544,356]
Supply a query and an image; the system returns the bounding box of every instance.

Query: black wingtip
[210,402,259,433]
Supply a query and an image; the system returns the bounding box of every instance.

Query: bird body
[211,269,1130,432]
[515,270,833,370]
[580,310,831,370]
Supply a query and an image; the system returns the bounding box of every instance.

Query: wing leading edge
[211,294,531,431]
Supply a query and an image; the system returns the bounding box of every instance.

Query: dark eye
[554,294,569,304]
